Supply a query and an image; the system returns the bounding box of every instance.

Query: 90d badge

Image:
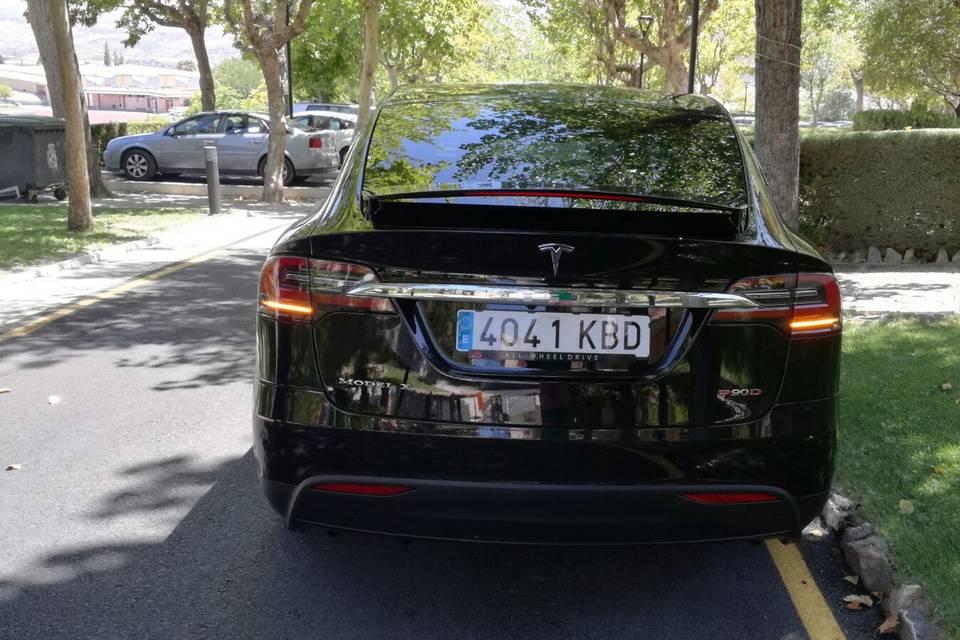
[717,388,763,399]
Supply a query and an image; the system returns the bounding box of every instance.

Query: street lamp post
[638,15,654,89]
[687,0,699,94]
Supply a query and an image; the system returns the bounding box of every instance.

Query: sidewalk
[837,269,960,315]
[0,202,311,333]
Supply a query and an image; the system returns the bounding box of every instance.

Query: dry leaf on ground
[898,499,915,514]
[931,465,945,475]
[48,395,61,405]
[846,602,862,610]
[843,575,859,585]
[941,382,954,391]
[5,464,21,471]
[878,614,899,634]
[843,594,874,607]
[0,388,10,394]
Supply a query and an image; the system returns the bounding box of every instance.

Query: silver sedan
[103,111,338,185]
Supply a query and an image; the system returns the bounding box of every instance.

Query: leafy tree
[103,41,110,66]
[695,0,753,95]
[378,0,483,90]
[861,0,960,116]
[76,0,219,111]
[222,0,316,202]
[112,49,124,66]
[0,85,13,100]
[215,58,263,97]
[290,0,363,102]
[177,60,197,71]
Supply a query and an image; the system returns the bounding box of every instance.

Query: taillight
[308,136,323,149]
[680,492,780,504]
[258,256,393,321]
[711,272,842,337]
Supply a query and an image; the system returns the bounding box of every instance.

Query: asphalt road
[0,229,881,640]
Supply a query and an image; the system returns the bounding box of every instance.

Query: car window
[293,116,312,129]
[170,114,221,136]
[338,119,354,130]
[222,114,249,134]
[363,93,747,209]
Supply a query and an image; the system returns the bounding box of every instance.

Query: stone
[850,250,865,264]
[936,249,949,264]
[899,609,944,640]
[885,584,927,616]
[822,493,853,530]
[903,249,916,264]
[841,522,874,545]
[842,535,894,594]
[885,248,903,264]
[867,246,883,263]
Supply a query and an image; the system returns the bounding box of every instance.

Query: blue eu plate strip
[456,310,474,352]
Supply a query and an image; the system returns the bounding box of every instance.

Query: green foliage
[291,0,363,102]
[0,84,13,100]
[126,118,168,134]
[214,58,262,97]
[852,108,960,131]
[799,129,960,254]
[860,0,960,111]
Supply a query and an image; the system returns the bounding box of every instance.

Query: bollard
[204,145,221,215]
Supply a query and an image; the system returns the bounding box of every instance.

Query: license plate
[456,310,650,359]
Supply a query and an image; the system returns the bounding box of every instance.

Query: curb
[834,264,960,274]
[814,492,946,639]
[3,236,162,280]
[103,176,330,202]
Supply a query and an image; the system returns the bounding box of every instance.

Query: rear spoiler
[364,200,746,238]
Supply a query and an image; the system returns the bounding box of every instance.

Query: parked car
[103,111,338,185]
[254,84,841,544]
[293,102,359,115]
[291,110,356,166]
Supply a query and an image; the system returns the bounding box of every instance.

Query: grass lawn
[839,318,960,637]
[0,204,202,270]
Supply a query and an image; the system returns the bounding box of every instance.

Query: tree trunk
[257,50,287,204]
[387,64,399,91]
[754,0,802,232]
[851,69,864,113]
[357,0,379,129]
[26,0,109,198]
[50,0,92,231]
[661,48,688,94]
[186,23,216,111]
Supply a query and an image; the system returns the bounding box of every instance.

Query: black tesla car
[253,84,841,544]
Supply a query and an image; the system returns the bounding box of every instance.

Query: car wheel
[53,186,68,201]
[259,157,295,187]
[121,149,157,181]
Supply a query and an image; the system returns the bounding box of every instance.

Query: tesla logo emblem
[538,243,574,276]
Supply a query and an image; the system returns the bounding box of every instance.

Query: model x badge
[538,243,574,276]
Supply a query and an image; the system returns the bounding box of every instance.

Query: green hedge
[852,109,960,131]
[90,118,168,165]
[799,129,960,255]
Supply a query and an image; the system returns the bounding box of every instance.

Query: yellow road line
[0,248,226,344]
[766,540,846,640]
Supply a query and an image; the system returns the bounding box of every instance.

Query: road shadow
[0,450,810,640]
[0,248,266,391]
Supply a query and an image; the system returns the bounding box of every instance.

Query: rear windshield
[363,93,747,209]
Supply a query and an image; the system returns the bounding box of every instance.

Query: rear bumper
[266,475,824,544]
[253,389,836,544]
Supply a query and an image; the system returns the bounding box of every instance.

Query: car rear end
[253,85,840,544]
[286,119,338,175]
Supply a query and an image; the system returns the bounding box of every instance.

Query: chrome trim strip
[345,283,759,309]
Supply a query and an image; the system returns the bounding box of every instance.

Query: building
[0,62,197,114]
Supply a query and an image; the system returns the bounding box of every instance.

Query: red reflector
[681,492,780,504]
[311,482,412,496]
[309,136,323,148]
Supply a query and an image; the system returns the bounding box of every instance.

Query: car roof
[295,110,358,121]
[383,83,726,115]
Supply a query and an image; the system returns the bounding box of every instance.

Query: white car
[292,110,356,166]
